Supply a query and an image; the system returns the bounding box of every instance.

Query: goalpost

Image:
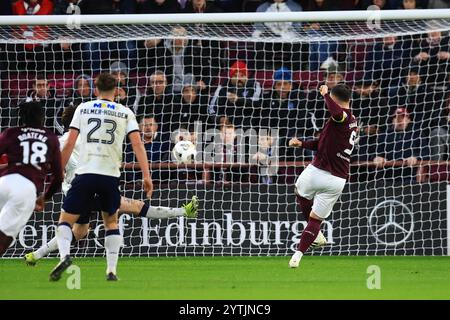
[1,9,450,257]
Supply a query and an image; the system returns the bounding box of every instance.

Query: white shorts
[295,164,346,219]
[0,174,37,238]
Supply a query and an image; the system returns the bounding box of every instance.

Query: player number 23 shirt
[69,99,139,178]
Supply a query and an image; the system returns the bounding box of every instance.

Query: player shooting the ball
[288,83,357,268]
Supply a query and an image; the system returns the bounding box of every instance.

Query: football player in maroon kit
[0,102,63,255]
[289,83,357,268]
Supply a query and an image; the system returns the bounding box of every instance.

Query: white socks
[105,229,122,275]
[34,236,58,259]
[146,206,185,219]
[56,223,73,261]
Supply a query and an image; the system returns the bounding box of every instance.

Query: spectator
[125,115,170,182]
[161,26,215,94]
[253,0,303,70]
[252,131,279,184]
[71,74,95,106]
[306,69,345,132]
[137,0,180,13]
[10,0,54,70]
[364,35,412,96]
[209,60,262,128]
[137,70,174,133]
[53,0,80,15]
[253,0,302,39]
[373,107,423,182]
[25,73,63,134]
[212,123,249,183]
[352,80,388,177]
[393,67,438,133]
[137,38,166,73]
[167,74,210,132]
[110,61,140,109]
[428,0,450,8]
[260,68,309,159]
[353,80,390,134]
[399,0,428,8]
[411,30,450,86]
[183,0,223,12]
[429,109,450,161]
[79,1,137,72]
[46,39,83,73]
[362,0,394,9]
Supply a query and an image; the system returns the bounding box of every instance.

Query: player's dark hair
[331,83,352,103]
[35,73,47,82]
[19,101,44,127]
[61,104,77,131]
[96,72,117,92]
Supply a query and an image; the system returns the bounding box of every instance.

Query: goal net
[1,10,449,257]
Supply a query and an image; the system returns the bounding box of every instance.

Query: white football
[172,140,197,164]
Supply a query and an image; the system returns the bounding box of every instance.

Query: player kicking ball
[289,83,357,268]
[49,73,155,282]
[0,102,63,255]
[24,106,198,268]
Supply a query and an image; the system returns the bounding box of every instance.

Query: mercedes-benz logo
[368,199,414,246]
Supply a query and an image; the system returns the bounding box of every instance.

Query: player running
[288,83,357,268]
[50,73,153,281]
[25,105,198,267]
[0,102,63,255]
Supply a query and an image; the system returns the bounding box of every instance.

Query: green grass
[0,256,449,300]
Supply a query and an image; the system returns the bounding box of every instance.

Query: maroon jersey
[0,126,63,199]
[311,95,358,180]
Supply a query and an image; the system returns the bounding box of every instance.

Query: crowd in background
[1,0,450,185]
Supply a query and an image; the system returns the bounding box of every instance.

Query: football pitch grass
[0,256,449,300]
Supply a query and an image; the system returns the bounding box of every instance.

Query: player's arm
[61,128,79,169]
[320,85,346,123]
[129,131,153,199]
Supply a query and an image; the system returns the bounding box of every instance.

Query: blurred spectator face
[403,0,416,9]
[193,0,206,9]
[356,83,377,97]
[140,117,158,142]
[34,78,49,98]
[144,38,162,48]
[393,110,411,131]
[259,134,274,149]
[407,71,421,86]
[383,36,397,47]
[221,126,236,145]
[428,31,442,44]
[172,26,188,49]
[112,71,127,84]
[373,0,386,8]
[150,73,167,95]
[154,0,166,5]
[314,0,325,6]
[325,73,343,89]
[231,71,248,87]
[29,0,39,5]
[274,80,292,99]
[77,79,91,97]
[182,85,197,103]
